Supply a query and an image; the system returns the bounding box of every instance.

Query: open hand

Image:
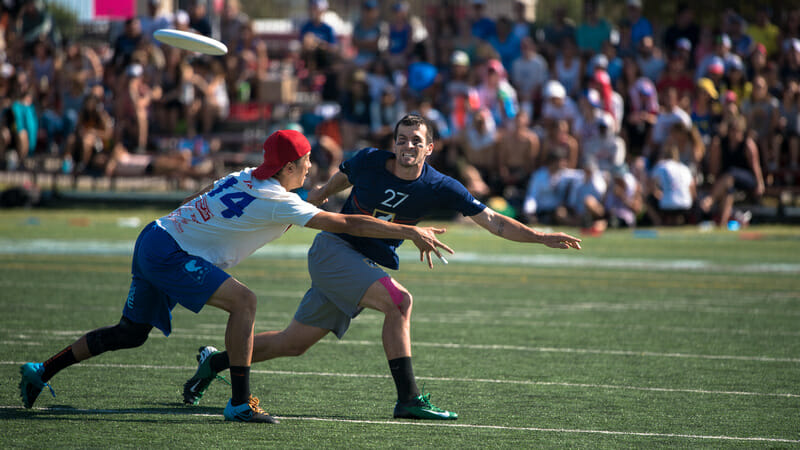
[410,227,454,268]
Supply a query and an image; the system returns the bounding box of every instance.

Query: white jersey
[651,160,694,210]
[157,168,321,269]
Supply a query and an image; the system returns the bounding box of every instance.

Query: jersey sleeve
[270,193,323,227]
[437,175,486,217]
[339,148,375,180]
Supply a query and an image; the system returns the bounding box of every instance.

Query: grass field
[1,208,799,448]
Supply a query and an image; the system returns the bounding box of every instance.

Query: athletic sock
[209,351,230,373]
[229,366,251,406]
[388,357,421,403]
[41,346,78,382]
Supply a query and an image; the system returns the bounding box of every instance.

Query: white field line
[2,239,799,274]
[3,329,799,364]
[0,405,797,444]
[1,361,798,399]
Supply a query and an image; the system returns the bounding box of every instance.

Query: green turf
[1,208,799,448]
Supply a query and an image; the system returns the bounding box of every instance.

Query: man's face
[393,124,432,168]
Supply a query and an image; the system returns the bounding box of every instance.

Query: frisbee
[153,29,227,55]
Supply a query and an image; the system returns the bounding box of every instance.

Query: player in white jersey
[18,130,453,423]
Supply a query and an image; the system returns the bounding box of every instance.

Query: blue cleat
[19,363,56,408]
[223,396,279,423]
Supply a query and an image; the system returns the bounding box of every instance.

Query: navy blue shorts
[122,222,230,336]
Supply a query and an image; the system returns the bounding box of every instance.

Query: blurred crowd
[1,0,799,228]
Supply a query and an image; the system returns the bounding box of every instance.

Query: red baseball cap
[252,129,311,180]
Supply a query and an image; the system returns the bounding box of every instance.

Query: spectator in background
[540,80,579,133]
[748,7,781,58]
[657,50,694,106]
[219,0,249,52]
[59,40,103,90]
[511,36,548,120]
[15,0,56,52]
[662,121,706,185]
[9,69,38,168]
[648,86,692,163]
[30,39,54,87]
[477,59,518,128]
[386,1,413,70]
[469,0,496,42]
[460,108,498,194]
[647,144,696,226]
[487,16,521,73]
[198,59,230,135]
[139,0,173,44]
[443,50,477,136]
[369,85,404,150]
[624,77,659,159]
[582,112,626,173]
[351,0,385,68]
[691,77,720,146]
[695,34,733,81]
[339,69,371,151]
[299,0,338,75]
[495,109,539,208]
[636,36,666,83]
[663,3,700,56]
[703,115,764,226]
[742,74,781,173]
[523,148,579,224]
[541,118,579,169]
[188,0,212,37]
[542,6,576,60]
[780,39,800,82]
[725,12,753,58]
[560,159,607,229]
[573,88,603,143]
[553,37,582,98]
[111,18,143,74]
[70,91,113,174]
[576,1,611,55]
[725,55,752,105]
[777,79,800,171]
[626,0,653,46]
[604,165,643,228]
[510,0,532,41]
[115,63,158,153]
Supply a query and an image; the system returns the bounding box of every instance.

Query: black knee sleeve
[86,316,152,356]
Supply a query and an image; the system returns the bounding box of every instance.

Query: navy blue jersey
[335,148,486,269]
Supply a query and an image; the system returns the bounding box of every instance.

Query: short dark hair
[393,114,433,144]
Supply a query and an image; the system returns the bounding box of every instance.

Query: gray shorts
[294,232,389,338]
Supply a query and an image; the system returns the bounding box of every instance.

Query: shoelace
[43,381,56,399]
[418,392,446,412]
[248,396,269,415]
[215,374,231,387]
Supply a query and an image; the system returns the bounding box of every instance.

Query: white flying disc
[436,254,449,265]
[153,29,227,55]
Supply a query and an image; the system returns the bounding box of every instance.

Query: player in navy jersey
[18,130,453,424]
[183,114,581,420]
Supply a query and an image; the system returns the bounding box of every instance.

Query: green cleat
[183,346,228,405]
[393,392,458,420]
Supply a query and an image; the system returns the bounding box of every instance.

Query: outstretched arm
[307,171,352,207]
[469,208,581,250]
[305,212,454,268]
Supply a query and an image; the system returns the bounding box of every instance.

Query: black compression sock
[388,357,421,403]
[209,351,230,373]
[41,346,78,382]
[229,366,251,406]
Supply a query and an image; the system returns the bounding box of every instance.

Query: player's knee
[86,317,152,356]
[231,289,258,317]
